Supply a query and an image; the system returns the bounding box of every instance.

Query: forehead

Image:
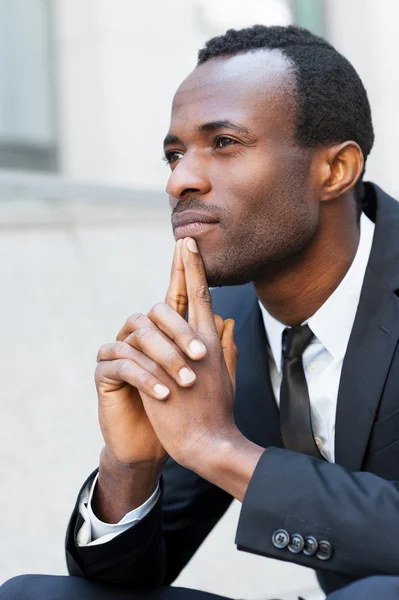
[170,50,297,137]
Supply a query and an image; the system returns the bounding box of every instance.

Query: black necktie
[279,324,324,459]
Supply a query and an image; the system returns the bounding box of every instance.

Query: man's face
[165,50,320,287]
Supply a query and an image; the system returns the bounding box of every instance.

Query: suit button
[303,536,318,556]
[288,533,305,553]
[272,529,290,549]
[316,540,333,561]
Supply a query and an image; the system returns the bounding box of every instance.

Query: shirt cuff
[76,473,160,547]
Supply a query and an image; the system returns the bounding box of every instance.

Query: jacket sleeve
[236,447,399,578]
[65,458,233,586]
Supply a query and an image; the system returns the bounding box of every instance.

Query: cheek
[209,148,314,238]
[211,157,279,216]
[220,168,288,233]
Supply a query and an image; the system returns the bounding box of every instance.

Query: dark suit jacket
[65,183,399,597]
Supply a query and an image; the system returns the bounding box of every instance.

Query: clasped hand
[95,237,239,476]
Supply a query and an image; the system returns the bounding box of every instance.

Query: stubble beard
[204,213,318,289]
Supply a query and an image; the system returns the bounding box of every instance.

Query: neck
[254,202,361,326]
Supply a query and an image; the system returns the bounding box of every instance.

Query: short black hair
[198,25,374,211]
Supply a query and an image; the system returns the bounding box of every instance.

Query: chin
[205,267,254,288]
[204,253,275,288]
[201,245,262,288]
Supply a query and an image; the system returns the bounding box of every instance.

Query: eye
[163,151,184,166]
[215,136,239,149]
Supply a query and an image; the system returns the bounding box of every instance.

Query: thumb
[214,314,225,340]
[220,319,238,391]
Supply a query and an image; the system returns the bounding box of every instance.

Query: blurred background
[0,1,397,599]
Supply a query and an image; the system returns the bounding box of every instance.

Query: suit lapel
[335,268,399,470]
[234,290,283,449]
[335,183,399,470]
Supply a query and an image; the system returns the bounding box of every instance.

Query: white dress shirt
[77,473,160,546]
[78,212,375,546]
[260,214,374,462]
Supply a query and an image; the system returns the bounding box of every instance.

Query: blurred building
[1,0,398,195]
[0,2,398,598]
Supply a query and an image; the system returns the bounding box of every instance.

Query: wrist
[189,429,265,502]
[93,446,166,523]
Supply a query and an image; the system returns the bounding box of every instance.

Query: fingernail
[178,367,196,384]
[189,339,206,357]
[153,384,170,399]
[187,238,198,253]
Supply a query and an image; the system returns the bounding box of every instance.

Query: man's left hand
[138,238,264,500]
[140,237,238,470]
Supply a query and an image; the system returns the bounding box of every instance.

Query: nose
[166,152,211,208]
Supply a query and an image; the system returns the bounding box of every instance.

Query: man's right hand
[92,240,229,522]
[93,325,170,522]
[93,240,205,521]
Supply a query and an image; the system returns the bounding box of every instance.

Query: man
[3,24,399,600]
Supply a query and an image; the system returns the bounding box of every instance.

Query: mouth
[171,211,219,241]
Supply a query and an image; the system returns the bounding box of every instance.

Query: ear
[319,142,364,202]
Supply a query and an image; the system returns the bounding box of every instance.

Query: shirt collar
[259,212,375,372]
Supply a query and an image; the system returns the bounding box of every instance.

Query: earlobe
[320,142,364,202]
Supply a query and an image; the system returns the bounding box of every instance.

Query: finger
[117,312,148,342]
[221,319,238,390]
[147,302,207,360]
[95,359,170,400]
[97,340,155,365]
[115,312,197,387]
[97,340,171,386]
[165,239,188,317]
[181,237,217,335]
[214,314,225,340]
[125,322,197,388]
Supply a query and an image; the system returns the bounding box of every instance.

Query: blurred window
[198,0,292,32]
[0,0,57,172]
[293,0,326,36]
[198,0,325,41]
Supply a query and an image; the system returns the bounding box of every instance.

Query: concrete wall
[52,0,204,188]
[52,0,399,199]
[2,2,398,597]
[326,0,399,198]
[52,0,293,189]
[0,190,321,599]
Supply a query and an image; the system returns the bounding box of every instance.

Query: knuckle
[126,312,147,331]
[112,340,127,357]
[97,343,109,361]
[173,293,188,311]
[164,349,181,367]
[97,341,127,361]
[95,362,104,379]
[194,285,212,304]
[148,302,166,319]
[133,325,155,345]
[178,322,192,335]
[95,362,111,386]
[136,369,150,387]
[115,359,131,377]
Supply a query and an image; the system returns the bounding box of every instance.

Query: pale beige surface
[0,198,323,599]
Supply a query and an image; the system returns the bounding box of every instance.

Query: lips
[171,211,219,240]
[171,211,219,229]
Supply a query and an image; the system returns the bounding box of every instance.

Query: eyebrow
[163,119,254,149]
[163,133,181,148]
[198,120,253,137]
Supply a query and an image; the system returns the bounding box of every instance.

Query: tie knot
[283,324,313,359]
